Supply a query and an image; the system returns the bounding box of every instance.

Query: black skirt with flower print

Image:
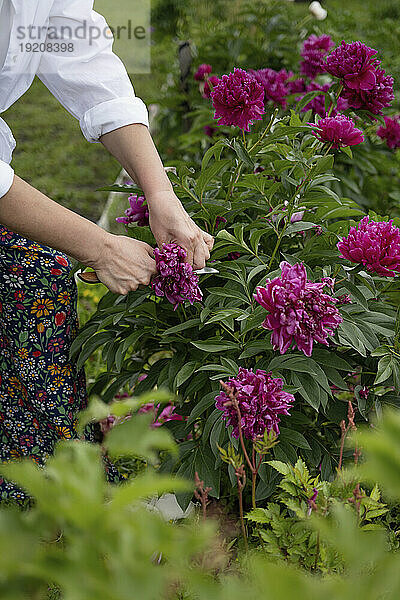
[0,226,123,507]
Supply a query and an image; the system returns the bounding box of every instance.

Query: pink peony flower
[215,368,294,439]
[325,41,379,90]
[215,215,227,229]
[297,82,348,117]
[337,216,400,276]
[211,68,265,132]
[377,115,400,149]
[203,75,220,99]
[116,195,149,227]
[254,262,343,357]
[309,114,364,149]
[342,66,394,116]
[285,74,307,95]
[151,243,203,309]
[138,403,184,428]
[194,63,212,81]
[249,68,290,108]
[300,34,334,79]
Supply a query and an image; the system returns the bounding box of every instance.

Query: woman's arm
[37,2,214,269]
[100,124,214,269]
[0,175,157,295]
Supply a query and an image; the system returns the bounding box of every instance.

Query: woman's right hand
[91,233,157,295]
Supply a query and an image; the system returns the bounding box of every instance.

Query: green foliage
[246,457,387,571]
[72,103,400,507]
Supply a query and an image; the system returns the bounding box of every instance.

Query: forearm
[0,175,108,266]
[99,124,174,200]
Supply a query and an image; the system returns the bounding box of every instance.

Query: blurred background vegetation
[3,0,400,222]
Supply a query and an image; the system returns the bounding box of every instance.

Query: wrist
[79,227,112,269]
[146,189,182,210]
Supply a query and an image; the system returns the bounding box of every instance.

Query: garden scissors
[76,265,219,284]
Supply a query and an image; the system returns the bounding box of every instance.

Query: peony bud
[309,1,327,20]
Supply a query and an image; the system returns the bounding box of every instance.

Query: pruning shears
[76,266,219,284]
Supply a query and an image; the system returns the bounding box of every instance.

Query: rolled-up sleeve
[0,118,16,198]
[37,0,149,143]
[0,160,14,199]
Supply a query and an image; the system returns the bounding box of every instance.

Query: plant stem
[327,84,343,118]
[249,109,278,153]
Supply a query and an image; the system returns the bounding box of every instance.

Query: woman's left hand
[147,191,214,270]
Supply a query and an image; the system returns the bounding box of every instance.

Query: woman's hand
[147,191,214,270]
[91,233,157,295]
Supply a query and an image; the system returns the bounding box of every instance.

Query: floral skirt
[0,226,122,507]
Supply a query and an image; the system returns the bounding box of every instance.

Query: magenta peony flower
[285,74,307,95]
[249,68,290,108]
[116,194,149,227]
[337,216,400,276]
[215,367,294,439]
[377,115,400,149]
[254,262,343,357]
[342,67,394,116]
[300,34,334,79]
[309,114,364,149]
[138,403,184,428]
[215,215,227,229]
[151,243,203,309]
[211,68,265,131]
[227,252,241,260]
[325,41,379,90]
[203,75,220,99]
[297,82,348,117]
[194,63,212,81]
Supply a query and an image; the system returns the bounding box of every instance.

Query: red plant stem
[338,401,357,471]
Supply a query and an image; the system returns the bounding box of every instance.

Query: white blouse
[0,0,149,198]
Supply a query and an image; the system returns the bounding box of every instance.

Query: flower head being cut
[151,243,203,309]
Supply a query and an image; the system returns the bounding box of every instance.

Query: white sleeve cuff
[80,96,149,143]
[0,160,14,198]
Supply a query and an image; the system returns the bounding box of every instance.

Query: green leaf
[374,355,393,385]
[191,340,239,353]
[233,139,255,168]
[106,412,177,463]
[239,339,272,358]
[195,159,231,198]
[279,427,311,450]
[175,361,198,388]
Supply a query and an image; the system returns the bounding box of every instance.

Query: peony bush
[71,27,400,529]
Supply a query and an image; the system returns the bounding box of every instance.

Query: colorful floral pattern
[0,227,123,508]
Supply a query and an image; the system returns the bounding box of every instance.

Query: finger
[203,231,214,251]
[146,245,155,259]
[193,242,207,270]
[185,244,194,266]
